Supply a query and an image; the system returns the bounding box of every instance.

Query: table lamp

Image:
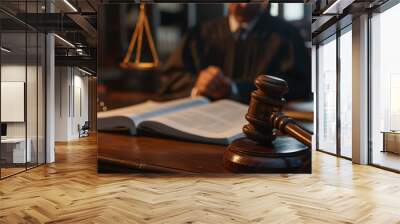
[120,4,160,70]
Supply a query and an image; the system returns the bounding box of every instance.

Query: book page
[143,100,248,140]
[97,96,209,124]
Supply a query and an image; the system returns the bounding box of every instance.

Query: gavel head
[243,75,289,145]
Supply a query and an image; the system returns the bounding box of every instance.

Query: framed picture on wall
[1,81,25,122]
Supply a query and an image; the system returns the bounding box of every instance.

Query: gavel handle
[270,112,312,147]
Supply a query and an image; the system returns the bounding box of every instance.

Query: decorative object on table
[120,3,159,70]
[223,75,312,173]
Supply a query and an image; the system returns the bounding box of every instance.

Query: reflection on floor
[0,167,25,178]
[373,150,400,171]
[0,135,400,223]
[0,163,42,179]
[340,147,352,159]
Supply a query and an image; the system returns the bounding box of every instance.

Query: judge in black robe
[158,4,311,103]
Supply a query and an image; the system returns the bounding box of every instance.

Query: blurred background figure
[158,3,311,103]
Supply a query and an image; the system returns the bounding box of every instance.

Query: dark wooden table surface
[98,132,311,174]
[96,96,313,174]
[98,132,230,173]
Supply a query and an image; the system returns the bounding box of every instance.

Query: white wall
[55,67,89,141]
[55,67,70,141]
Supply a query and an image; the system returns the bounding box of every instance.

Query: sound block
[223,136,311,173]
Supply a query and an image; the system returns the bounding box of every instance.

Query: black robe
[158,13,311,103]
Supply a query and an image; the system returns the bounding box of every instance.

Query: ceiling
[0,0,98,71]
[0,0,393,73]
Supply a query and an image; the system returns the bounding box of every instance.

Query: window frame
[315,20,353,160]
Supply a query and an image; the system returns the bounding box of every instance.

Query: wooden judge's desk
[98,131,311,174]
[97,96,313,173]
[98,132,229,173]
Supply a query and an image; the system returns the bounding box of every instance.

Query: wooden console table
[382,131,400,154]
[97,132,310,173]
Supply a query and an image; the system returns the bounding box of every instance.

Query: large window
[316,25,353,158]
[339,28,352,158]
[317,36,337,154]
[370,3,400,171]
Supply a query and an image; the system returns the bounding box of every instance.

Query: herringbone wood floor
[1,135,400,224]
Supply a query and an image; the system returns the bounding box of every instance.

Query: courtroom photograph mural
[97,3,313,174]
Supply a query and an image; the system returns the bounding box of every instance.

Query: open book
[97,97,248,145]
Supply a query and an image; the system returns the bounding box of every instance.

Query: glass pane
[270,3,279,17]
[0,1,46,178]
[283,4,304,21]
[317,37,337,154]
[26,0,39,169]
[27,31,38,169]
[339,29,352,158]
[371,4,400,171]
[38,32,46,165]
[1,31,27,177]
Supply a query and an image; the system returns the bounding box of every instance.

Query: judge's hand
[193,66,232,100]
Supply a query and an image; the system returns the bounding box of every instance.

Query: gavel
[223,75,312,173]
[243,75,312,147]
